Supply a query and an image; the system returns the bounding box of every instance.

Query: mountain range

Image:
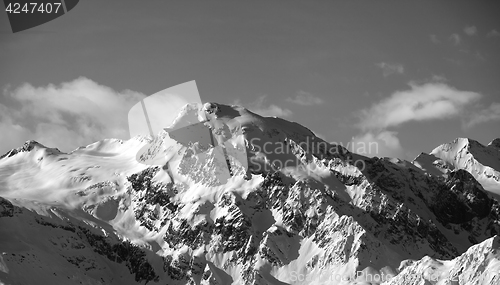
[0,103,499,285]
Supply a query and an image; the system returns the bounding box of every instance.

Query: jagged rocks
[434,170,493,223]
[386,236,500,285]
[0,197,15,217]
[0,140,44,159]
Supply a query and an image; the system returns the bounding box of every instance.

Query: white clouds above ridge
[0,77,145,152]
[352,82,487,159]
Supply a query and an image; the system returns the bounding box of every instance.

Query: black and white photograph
[0,1,499,284]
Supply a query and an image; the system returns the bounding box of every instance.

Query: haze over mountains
[0,103,499,285]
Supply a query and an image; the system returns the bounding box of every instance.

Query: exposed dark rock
[0,196,15,217]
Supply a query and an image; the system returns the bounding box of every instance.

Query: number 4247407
[5,2,62,14]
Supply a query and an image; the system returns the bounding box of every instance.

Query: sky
[0,1,499,160]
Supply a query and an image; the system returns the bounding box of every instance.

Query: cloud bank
[357,83,481,131]
[0,77,144,153]
[351,130,405,159]
[353,82,482,159]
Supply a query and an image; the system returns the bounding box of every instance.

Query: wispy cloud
[351,130,405,159]
[356,82,481,131]
[429,34,440,44]
[464,102,500,129]
[234,95,292,118]
[375,62,404,77]
[449,33,461,45]
[286,90,324,106]
[463,25,477,36]
[487,29,500,38]
[0,77,145,153]
[351,83,482,159]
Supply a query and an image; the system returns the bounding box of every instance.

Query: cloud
[449,33,461,45]
[487,29,500,38]
[356,82,481,131]
[429,34,440,44]
[0,77,145,153]
[463,102,500,128]
[234,95,292,118]
[350,82,483,159]
[463,26,477,36]
[285,90,324,106]
[351,131,405,159]
[375,62,404,77]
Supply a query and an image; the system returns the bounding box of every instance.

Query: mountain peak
[431,137,484,154]
[0,140,47,159]
[428,137,500,194]
[22,140,46,149]
[488,138,500,150]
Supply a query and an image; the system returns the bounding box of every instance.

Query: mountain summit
[0,103,499,285]
[488,138,500,150]
[413,137,500,199]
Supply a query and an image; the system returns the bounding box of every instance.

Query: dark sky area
[1,1,499,159]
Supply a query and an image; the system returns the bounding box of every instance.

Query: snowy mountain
[413,137,500,199]
[1,103,499,285]
[385,235,500,285]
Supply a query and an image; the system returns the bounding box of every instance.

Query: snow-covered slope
[1,103,499,285]
[384,235,500,285]
[413,137,500,198]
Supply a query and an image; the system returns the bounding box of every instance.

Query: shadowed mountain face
[489,138,500,150]
[0,103,499,285]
